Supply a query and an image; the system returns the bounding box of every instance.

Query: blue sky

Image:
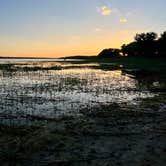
[0,0,166,57]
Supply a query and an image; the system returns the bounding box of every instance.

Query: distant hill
[60,55,97,59]
[98,48,121,58]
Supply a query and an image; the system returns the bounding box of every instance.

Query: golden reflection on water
[0,61,156,120]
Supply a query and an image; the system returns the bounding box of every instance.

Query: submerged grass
[0,96,166,165]
[0,57,166,72]
[0,57,165,165]
[0,63,62,71]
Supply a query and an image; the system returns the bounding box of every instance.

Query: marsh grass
[19,65,62,71]
[0,58,165,165]
[1,56,166,72]
[0,124,58,164]
[0,122,78,165]
[0,125,39,164]
[0,64,13,70]
[0,63,62,71]
[0,95,165,165]
[71,56,166,72]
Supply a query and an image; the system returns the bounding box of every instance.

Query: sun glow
[0,31,133,58]
[0,1,164,58]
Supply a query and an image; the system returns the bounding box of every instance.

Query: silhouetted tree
[121,42,141,56]
[98,48,120,58]
[122,32,158,57]
[135,32,157,42]
[100,31,166,58]
[158,31,166,57]
[159,31,166,41]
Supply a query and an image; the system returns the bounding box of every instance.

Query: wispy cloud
[119,18,128,23]
[95,28,102,32]
[97,6,112,16]
[97,6,129,23]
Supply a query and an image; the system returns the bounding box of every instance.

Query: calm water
[0,60,157,121]
[0,58,83,63]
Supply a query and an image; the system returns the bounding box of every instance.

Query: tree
[121,42,141,56]
[158,31,166,56]
[135,32,157,42]
[98,48,120,58]
[100,31,166,58]
[159,31,166,41]
[135,32,158,56]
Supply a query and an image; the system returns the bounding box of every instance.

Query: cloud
[119,18,128,23]
[97,5,128,23]
[95,28,102,32]
[97,6,112,16]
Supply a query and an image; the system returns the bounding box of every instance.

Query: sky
[0,0,166,58]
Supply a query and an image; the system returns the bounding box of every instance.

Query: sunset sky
[0,0,166,57]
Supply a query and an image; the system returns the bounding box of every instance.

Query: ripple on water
[0,62,157,120]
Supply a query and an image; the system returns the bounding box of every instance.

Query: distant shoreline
[0,56,58,59]
[0,55,96,59]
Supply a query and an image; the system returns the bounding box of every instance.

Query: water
[0,58,83,63]
[0,60,157,121]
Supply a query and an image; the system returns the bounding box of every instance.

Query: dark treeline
[98,31,166,58]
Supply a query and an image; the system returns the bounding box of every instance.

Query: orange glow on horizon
[0,30,137,58]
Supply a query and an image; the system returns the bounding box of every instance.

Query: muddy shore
[0,94,165,166]
[0,60,165,166]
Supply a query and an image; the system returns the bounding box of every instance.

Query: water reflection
[0,62,157,122]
